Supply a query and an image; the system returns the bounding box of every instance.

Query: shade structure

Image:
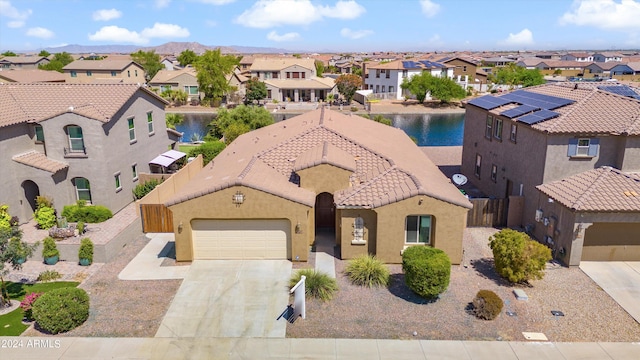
[149,150,186,167]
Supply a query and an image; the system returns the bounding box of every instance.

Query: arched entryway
[315,192,335,229]
[21,180,40,212]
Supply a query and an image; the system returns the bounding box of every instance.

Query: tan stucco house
[62,59,146,84]
[167,108,472,264]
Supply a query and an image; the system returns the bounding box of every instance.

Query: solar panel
[598,85,640,100]
[518,109,560,125]
[501,90,574,110]
[501,104,539,118]
[468,95,512,110]
[402,61,417,69]
[418,60,444,68]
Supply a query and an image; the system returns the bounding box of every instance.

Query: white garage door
[191,219,289,260]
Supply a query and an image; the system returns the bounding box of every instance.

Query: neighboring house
[481,57,516,67]
[561,52,594,62]
[583,62,622,78]
[609,62,640,76]
[249,58,336,102]
[461,82,640,266]
[441,57,480,83]
[0,69,66,83]
[62,59,146,84]
[149,68,201,101]
[364,59,455,100]
[0,56,50,70]
[161,56,178,70]
[592,52,623,63]
[166,108,472,264]
[238,56,253,75]
[0,83,179,223]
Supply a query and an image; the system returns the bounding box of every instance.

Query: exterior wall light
[295,222,303,234]
[232,191,245,206]
[178,222,183,233]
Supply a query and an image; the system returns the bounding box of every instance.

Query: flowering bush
[20,292,43,321]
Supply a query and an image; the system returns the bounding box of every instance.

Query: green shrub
[41,237,59,259]
[0,204,12,232]
[489,229,552,283]
[289,268,338,301]
[78,238,93,263]
[345,254,390,287]
[188,140,226,164]
[32,287,89,334]
[472,290,504,320]
[61,204,112,223]
[34,196,56,229]
[76,221,85,234]
[132,179,160,200]
[37,270,61,282]
[402,246,451,299]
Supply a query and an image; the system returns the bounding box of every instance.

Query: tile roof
[166,108,472,210]
[536,166,640,212]
[0,69,65,83]
[63,59,141,71]
[0,83,167,128]
[250,58,316,71]
[0,56,48,64]
[265,78,335,90]
[476,82,640,135]
[12,151,68,173]
[149,68,197,83]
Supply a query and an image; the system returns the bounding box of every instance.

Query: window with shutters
[568,138,599,158]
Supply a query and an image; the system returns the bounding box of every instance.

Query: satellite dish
[452,174,468,186]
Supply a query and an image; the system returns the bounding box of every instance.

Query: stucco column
[311,89,316,102]
[569,222,593,266]
[294,89,299,102]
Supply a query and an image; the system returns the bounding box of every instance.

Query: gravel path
[286,227,640,342]
[21,234,182,337]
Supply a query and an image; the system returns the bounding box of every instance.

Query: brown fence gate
[140,204,174,233]
[467,198,508,227]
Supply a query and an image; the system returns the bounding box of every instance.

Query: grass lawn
[178,144,198,153]
[0,281,79,336]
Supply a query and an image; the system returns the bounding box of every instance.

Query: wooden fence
[467,198,508,227]
[140,204,174,233]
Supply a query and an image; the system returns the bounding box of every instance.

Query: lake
[174,112,465,146]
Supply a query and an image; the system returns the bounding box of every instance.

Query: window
[264,72,271,79]
[389,86,394,93]
[73,177,92,203]
[292,72,300,79]
[510,124,517,142]
[66,125,85,152]
[485,115,493,139]
[86,71,92,76]
[184,86,198,95]
[353,217,365,244]
[70,71,77,78]
[375,85,380,93]
[301,72,305,79]
[272,72,279,79]
[402,70,408,78]
[286,72,290,79]
[128,117,136,142]
[386,70,390,79]
[382,85,386,93]
[267,89,272,98]
[127,70,130,77]
[494,118,503,140]
[132,164,138,181]
[147,112,154,134]
[475,154,482,178]
[405,215,432,244]
[376,69,380,78]
[111,71,117,77]
[135,70,138,77]
[34,124,44,143]
[568,138,599,157]
[491,164,498,182]
[114,172,122,192]
[160,85,171,92]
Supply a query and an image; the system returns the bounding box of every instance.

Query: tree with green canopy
[335,73,362,103]
[177,49,198,67]
[131,50,163,81]
[208,105,274,144]
[244,77,268,105]
[315,60,325,77]
[1,224,37,307]
[38,52,74,73]
[194,49,240,104]
[489,63,545,88]
[401,72,466,103]
[1,51,17,56]
[38,50,51,57]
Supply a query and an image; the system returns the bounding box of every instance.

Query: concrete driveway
[580,262,640,323]
[155,260,292,338]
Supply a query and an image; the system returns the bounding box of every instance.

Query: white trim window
[114,172,122,192]
[577,138,590,156]
[510,123,517,142]
[494,118,503,140]
[132,164,138,182]
[66,125,85,152]
[128,117,136,142]
[73,177,92,203]
[147,111,154,134]
[485,115,493,139]
[405,215,432,244]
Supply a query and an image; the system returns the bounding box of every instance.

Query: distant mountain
[38,42,289,55]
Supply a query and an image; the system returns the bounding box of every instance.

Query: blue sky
[1,0,640,53]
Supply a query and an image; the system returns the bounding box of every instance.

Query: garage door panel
[192,220,289,260]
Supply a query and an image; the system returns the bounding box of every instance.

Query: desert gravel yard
[22,234,182,337]
[286,227,640,342]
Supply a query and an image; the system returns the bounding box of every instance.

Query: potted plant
[11,237,28,264]
[78,238,93,266]
[42,236,59,265]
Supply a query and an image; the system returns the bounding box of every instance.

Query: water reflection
[174,112,464,146]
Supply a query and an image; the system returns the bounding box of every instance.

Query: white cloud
[140,23,190,38]
[559,0,640,30]
[196,0,236,4]
[0,0,32,28]
[235,0,365,29]
[205,20,218,27]
[26,27,54,39]
[340,28,373,39]
[88,26,148,44]
[92,8,122,21]
[502,28,534,46]
[267,31,301,42]
[155,0,171,8]
[420,0,441,18]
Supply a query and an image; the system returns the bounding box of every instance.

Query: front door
[315,192,335,229]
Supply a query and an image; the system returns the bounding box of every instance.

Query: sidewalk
[0,337,637,359]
